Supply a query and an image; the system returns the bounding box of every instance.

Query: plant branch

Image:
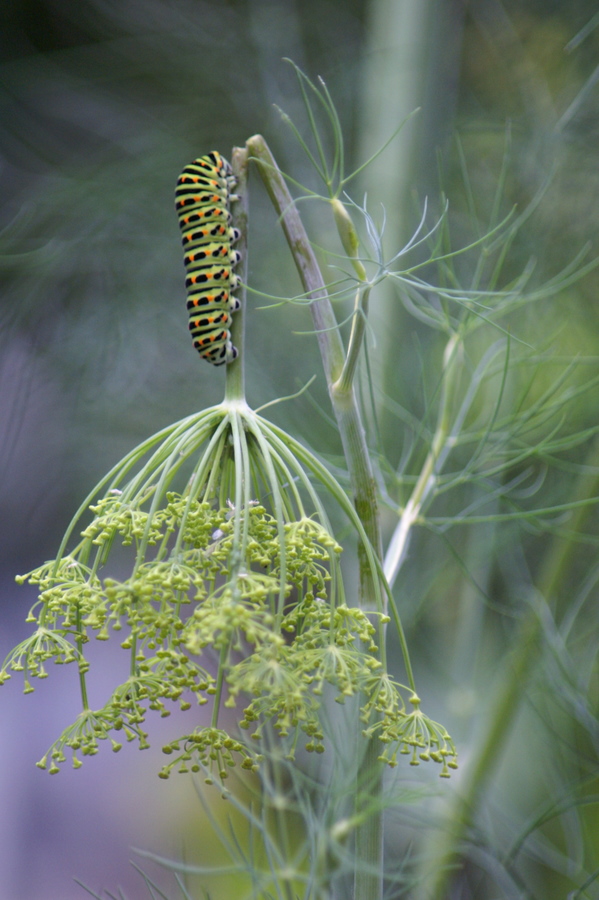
[384,331,461,586]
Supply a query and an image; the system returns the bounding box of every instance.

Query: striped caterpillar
[175,152,241,365]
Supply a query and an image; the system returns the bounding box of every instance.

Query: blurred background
[1,0,598,898]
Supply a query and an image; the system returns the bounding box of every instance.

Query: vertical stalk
[225,146,250,406]
[358,0,438,388]
[247,134,385,900]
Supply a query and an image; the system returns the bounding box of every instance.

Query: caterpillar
[175,151,241,366]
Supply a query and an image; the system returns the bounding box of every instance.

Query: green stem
[247,134,383,563]
[246,135,345,380]
[248,133,385,900]
[353,737,384,900]
[225,146,250,405]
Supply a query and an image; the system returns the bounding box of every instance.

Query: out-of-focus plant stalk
[247,133,385,900]
[419,439,599,900]
[358,0,434,388]
[359,0,434,244]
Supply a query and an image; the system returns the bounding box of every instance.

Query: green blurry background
[1,1,598,898]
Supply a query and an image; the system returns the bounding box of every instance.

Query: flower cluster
[4,405,456,779]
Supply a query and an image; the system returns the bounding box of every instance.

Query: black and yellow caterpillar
[175,151,241,365]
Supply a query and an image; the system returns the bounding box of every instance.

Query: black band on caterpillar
[175,151,241,366]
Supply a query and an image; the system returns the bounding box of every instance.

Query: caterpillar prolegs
[175,152,241,365]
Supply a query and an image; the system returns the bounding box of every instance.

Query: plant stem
[247,134,385,900]
[246,135,383,556]
[245,135,345,380]
[225,146,250,405]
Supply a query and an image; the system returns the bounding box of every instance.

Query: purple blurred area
[0,662,186,899]
[0,339,201,899]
